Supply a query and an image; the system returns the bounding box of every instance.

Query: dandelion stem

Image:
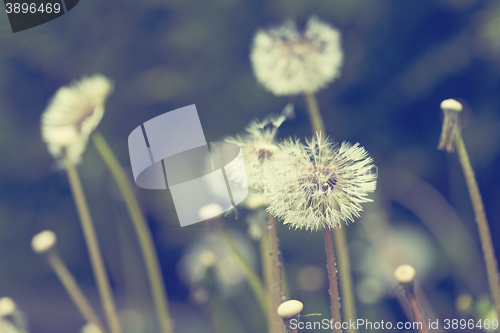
[63,154,122,333]
[217,225,268,319]
[260,227,275,333]
[269,213,285,333]
[323,227,342,333]
[91,132,173,333]
[46,251,107,333]
[207,298,225,333]
[405,287,428,333]
[453,131,500,321]
[305,92,357,332]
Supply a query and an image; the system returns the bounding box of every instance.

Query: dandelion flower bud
[437,98,463,153]
[277,300,304,318]
[250,16,343,96]
[81,322,103,333]
[31,230,57,254]
[0,297,15,317]
[41,74,113,164]
[264,134,377,230]
[440,99,463,112]
[394,264,416,284]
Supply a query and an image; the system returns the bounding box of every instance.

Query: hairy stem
[63,154,122,333]
[454,132,500,322]
[403,284,428,333]
[305,92,357,332]
[261,228,275,333]
[46,251,107,332]
[324,227,342,333]
[92,133,173,333]
[269,213,285,333]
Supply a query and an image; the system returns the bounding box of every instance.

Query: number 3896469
[5,3,61,14]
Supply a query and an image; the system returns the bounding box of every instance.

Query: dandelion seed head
[250,16,343,96]
[31,230,57,254]
[41,74,113,164]
[264,134,376,231]
[226,114,286,196]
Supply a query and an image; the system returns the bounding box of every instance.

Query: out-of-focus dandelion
[41,74,113,164]
[0,298,16,318]
[250,17,343,96]
[31,230,107,333]
[81,323,103,333]
[41,75,120,333]
[437,98,500,321]
[0,319,21,333]
[31,230,57,254]
[264,133,377,231]
[394,265,428,333]
[0,297,28,333]
[178,230,256,297]
[226,113,286,197]
[246,209,268,241]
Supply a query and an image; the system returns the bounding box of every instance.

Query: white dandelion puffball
[264,134,376,231]
[250,16,343,96]
[41,74,113,164]
[225,114,286,194]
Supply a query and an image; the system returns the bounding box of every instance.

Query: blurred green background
[1,0,500,332]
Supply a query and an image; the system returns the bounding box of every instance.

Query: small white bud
[198,203,223,220]
[31,230,57,254]
[0,297,15,317]
[394,264,416,284]
[277,300,304,318]
[81,322,103,333]
[440,99,462,112]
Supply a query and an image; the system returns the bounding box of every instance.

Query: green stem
[63,154,122,333]
[91,132,173,333]
[217,225,268,319]
[454,132,500,323]
[305,92,357,332]
[46,251,107,333]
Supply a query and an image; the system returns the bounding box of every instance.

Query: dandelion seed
[250,16,343,96]
[264,133,376,231]
[41,74,113,164]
